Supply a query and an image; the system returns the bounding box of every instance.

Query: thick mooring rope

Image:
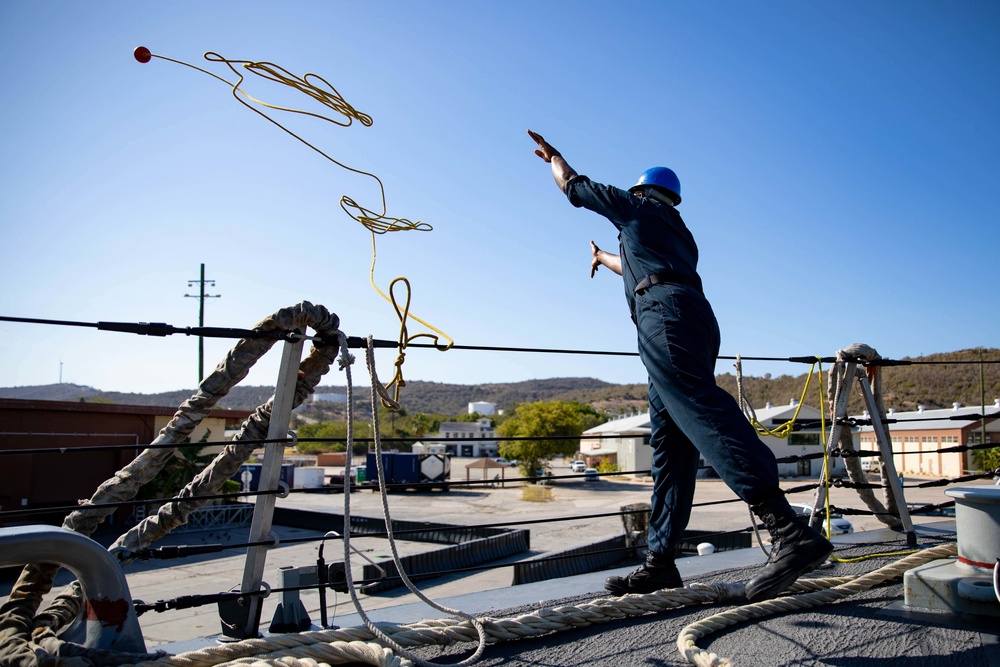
[676,541,958,667]
[137,583,745,667]
[136,543,958,667]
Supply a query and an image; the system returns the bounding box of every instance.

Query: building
[468,401,496,416]
[432,418,497,458]
[751,400,847,478]
[0,398,250,517]
[580,400,847,479]
[310,393,347,404]
[579,412,653,475]
[856,400,1000,478]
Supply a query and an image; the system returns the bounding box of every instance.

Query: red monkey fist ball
[133,46,152,64]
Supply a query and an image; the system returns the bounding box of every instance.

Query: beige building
[856,400,1000,478]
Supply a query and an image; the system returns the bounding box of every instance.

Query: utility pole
[185,263,221,384]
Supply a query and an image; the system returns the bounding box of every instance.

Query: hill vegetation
[3,348,999,419]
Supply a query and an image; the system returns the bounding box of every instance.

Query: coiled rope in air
[134,46,453,407]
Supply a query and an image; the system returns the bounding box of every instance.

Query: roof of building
[0,397,250,418]
[583,400,824,436]
[749,400,822,426]
[584,412,651,435]
[856,400,1000,432]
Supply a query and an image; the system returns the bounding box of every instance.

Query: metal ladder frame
[821,360,916,546]
[225,335,306,639]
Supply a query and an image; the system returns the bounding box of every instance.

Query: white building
[310,393,347,403]
[580,412,654,477]
[751,401,847,478]
[468,401,496,416]
[580,400,847,479]
[434,417,498,458]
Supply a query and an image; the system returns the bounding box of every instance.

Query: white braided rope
[136,541,955,667]
[733,355,758,426]
[676,541,958,667]
[138,582,744,667]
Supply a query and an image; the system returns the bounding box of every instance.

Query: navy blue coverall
[566,175,780,555]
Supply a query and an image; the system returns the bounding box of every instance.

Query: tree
[495,401,603,481]
[138,430,240,502]
[411,413,435,438]
[454,412,487,422]
[295,421,349,454]
[294,421,380,455]
[972,445,1000,473]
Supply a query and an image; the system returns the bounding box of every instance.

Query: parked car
[493,457,516,466]
[570,460,587,472]
[906,502,955,517]
[789,503,853,534]
[583,467,599,482]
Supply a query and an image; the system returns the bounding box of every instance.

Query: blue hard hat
[629,166,681,205]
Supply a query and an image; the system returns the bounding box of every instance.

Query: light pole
[185,263,220,384]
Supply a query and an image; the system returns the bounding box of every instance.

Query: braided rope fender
[113,301,341,556]
[676,542,958,667]
[0,303,341,667]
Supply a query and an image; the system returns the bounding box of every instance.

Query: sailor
[527,129,832,602]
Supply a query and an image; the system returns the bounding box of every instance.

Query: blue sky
[1,1,998,395]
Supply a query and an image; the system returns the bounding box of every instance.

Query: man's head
[629,166,681,206]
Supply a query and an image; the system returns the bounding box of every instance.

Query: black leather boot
[745,495,833,602]
[605,550,682,596]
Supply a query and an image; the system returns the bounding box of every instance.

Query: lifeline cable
[133,46,453,407]
[333,332,490,667]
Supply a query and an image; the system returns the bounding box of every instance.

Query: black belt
[634,272,702,295]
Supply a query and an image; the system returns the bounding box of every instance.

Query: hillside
[2,348,998,417]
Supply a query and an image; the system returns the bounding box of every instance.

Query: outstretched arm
[528,129,578,193]
[590,240,622,277]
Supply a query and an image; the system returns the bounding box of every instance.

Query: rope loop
[370,277,452,409]
[734,355,817,438]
